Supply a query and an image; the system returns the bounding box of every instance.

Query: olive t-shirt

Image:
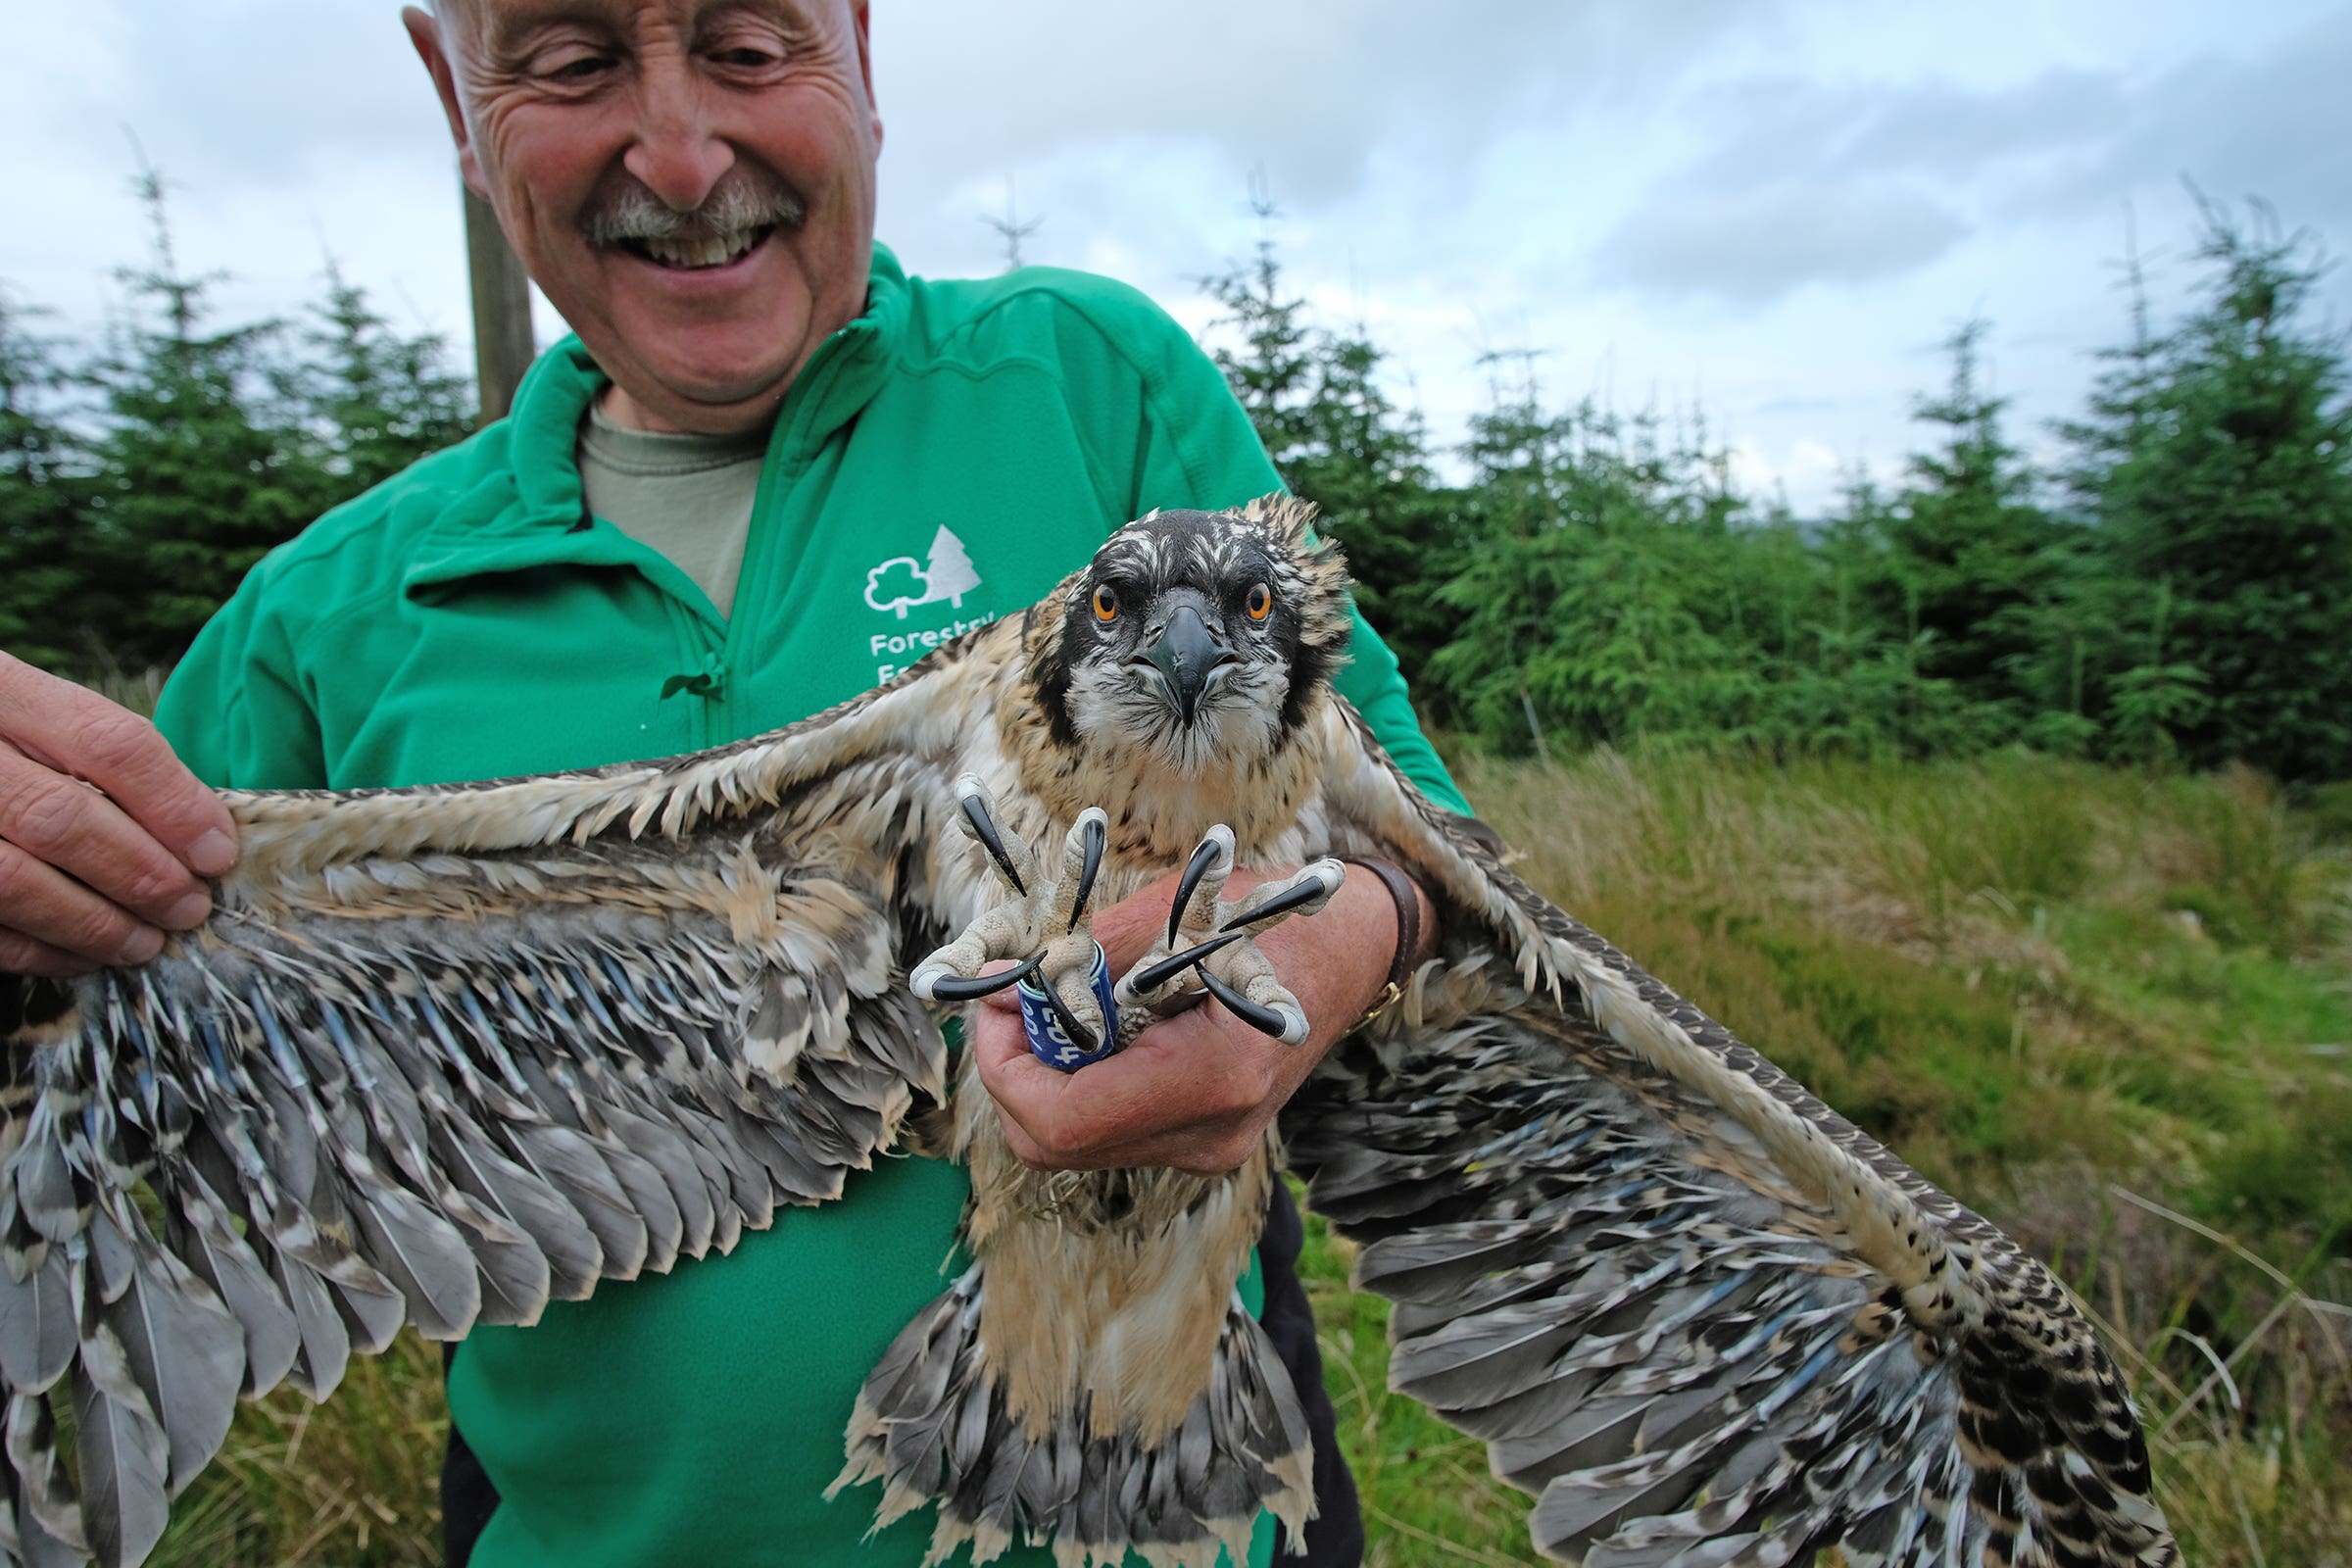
[577,401,765,620]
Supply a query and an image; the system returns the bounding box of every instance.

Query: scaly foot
[909,777,1344,1065]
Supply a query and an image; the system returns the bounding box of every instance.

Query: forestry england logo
[864,525,981,618]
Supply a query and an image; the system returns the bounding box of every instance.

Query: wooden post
[464,185,536,425]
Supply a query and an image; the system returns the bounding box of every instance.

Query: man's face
[408,0,882,433]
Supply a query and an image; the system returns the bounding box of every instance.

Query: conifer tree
[1200,185,1317,472]
[1200,193,1459,681]
[1430,368,1758,754]
[283,259,472,504]
[1879,320,2066,744]
[0,294,91,671]
[1282,325,1463,682]
[2069,201,2352,780]
[80,171,318,668]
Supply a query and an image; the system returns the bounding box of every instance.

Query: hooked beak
[1138,604,1233,724]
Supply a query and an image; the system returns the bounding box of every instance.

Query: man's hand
[972,859,1437,1177]
[0,653,238,976]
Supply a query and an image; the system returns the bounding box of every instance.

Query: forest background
[7,178,2352,782]
[2,178,2350,1564]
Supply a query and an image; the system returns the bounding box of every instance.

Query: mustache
[580,168,807,244]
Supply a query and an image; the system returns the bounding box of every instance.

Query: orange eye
[1245,583,1273,621]
[1092,586,1118,622]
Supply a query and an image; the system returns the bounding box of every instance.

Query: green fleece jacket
[154,243,1464,1567]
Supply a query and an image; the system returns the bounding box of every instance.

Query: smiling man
[410,0,880,431]
[0,2,1472,1563]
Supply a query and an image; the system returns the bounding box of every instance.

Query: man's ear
[403,6,491,200]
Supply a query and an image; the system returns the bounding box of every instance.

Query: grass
[142,747,2352,1564]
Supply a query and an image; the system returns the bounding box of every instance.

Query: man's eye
[712,46,780,69]
[541,52,613,84]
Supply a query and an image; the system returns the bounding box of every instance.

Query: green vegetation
[0,171,469,674]
[1201,195,2352,782]
[1305,750,2352,1566]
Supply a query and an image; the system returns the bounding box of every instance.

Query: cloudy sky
[6,1,2348,514]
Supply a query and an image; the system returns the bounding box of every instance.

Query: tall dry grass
[1443,745,2352,1566]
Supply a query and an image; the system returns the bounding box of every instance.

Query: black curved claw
[1126,930,1249,995]
[1199,967,1293,1039]
[1067,814,1106,933]
[1217,871,1336,933]
[1037,977,1099,1056]
[1168,833,1227,947]
[926,952,1046,1002]
[960,792,1026,896]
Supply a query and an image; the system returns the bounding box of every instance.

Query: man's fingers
[0,742,216,933]
[0,841,168,969]
[0,927,92,979]
[974,1005,1275,1168]
[0,656,236,879]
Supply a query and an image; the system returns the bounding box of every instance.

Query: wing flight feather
[1294,707,2177,1568]
[0,648,998,1568]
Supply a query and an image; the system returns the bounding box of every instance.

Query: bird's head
[1025,496,1352,777]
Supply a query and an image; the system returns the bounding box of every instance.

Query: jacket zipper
[710,323,861,743]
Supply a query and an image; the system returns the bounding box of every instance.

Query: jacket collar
[405,242,909,597]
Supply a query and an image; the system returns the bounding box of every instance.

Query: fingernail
[120,926,166,966]
[185,830,236,876]
[163,890,213,930]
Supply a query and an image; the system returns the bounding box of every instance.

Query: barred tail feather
[833,1267,1313,1567]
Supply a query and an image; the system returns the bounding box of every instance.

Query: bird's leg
[1191,861,1348,1045]
[909,779,1115,1059]
[1023,808,1116,1061]
[907,777,1052,1004]
[1112,826,1345,1049]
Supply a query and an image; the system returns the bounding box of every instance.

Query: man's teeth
[639,230,760,269]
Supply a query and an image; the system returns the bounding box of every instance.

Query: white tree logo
[864,525,982,618]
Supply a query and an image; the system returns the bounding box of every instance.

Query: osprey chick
[0,499,2177,1568]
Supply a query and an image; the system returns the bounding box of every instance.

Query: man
[0,1,1468,1562]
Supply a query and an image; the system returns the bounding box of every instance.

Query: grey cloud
[1589,6,2352,311]
[2013,9,2352,230]
[1581,60,2120,307]
[1826,71,2127,179]
[1676,69,2129,192]
[873,1,1780,241]
[1593,177,1969,305]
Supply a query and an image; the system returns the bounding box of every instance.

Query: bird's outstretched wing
[0,645,1001,1568]
[1289,707,2179,1568]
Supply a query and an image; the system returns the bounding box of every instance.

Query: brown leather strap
[1336,856,1421,1032]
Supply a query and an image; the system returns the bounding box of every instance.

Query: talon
[954,774,1026,896]
[1065,810,1107,933]
[1219,860,1345,931]
[1200,968,1304,1044]
[922,953,1046,1002]
[1125,930,1250,996]
[1035,977,1099,1056]
[1168,825,1236,946]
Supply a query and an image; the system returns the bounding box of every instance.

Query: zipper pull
[660,653,727,702]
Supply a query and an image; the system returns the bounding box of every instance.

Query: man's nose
[621,61,735,213]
